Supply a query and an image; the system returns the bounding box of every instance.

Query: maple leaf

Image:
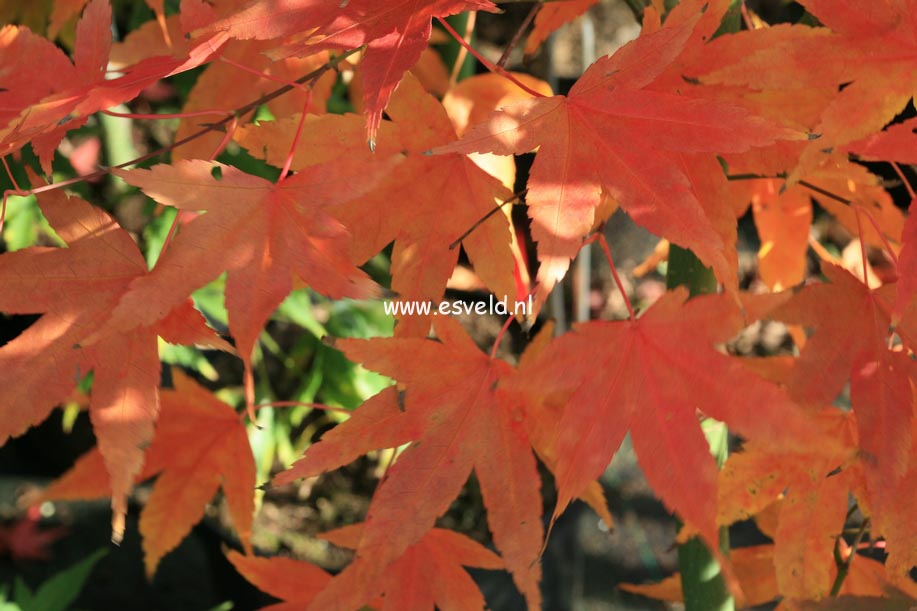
[206,0,498,144]
[716,405,917,598]
[0,188,228,544]
[103,157,392,404]
[0,0,228,173]
[272,386,423,487]
[763,264,915,501]
[294,316,542,610]
[749,179,813,290]
[717,410,860,600]
[172,41,334,162]
[723,154,903,290]
[321,524,504,611]
[227,551,332,611]
[38,370,256,577]
[227,526,499,611]
[701,0,917,181]
[524,0,597,56]
[846,117,917,165]
[506,289,826,561]
[234,73,518,337]
[433,9,802,305]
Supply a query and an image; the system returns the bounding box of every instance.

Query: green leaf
[26,548,108,611]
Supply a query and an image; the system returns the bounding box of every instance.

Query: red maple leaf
[507,289,827,563]
[286,316,543,610]
[0,0,227,173]
[433,7,801,306]
[101,156,393,406]
[233,73,519,337]
[763,264,916,519]
[206,0,498,144]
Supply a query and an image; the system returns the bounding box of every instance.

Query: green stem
[667,0,743,604]
[98,104,139,195]
[675,418,734,611]
[667,245,733,611]
[440,14,477,81]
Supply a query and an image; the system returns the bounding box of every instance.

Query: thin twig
[219,55,312,92]
[20,48,362,200]
[800,180,852,205]
[498,3,542,67]
[449,189,527,250]
[101,108,230,120]
[725,172,784,181]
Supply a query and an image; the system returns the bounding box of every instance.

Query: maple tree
[1,0,917,609]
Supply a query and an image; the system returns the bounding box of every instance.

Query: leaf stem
[278,90,313,181]
[435,17,547,98]
[2,156,23,192]
[890,161,916,200]
[589,231,635,322]
[854,206,870,285]
[208,116,239,161]
[857,205,899,268]
[489,315,515,358]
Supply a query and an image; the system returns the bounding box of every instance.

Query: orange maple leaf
[433,8,801,306]
[763,264,915,501]
[234,73,519,337]
[39,370,256,577]
[298,316,543,610]
[0,0,227,173]
[205,0,498,144]
[717,406,917,598]
[524,0,597,56]
[847,117,917,165]
[507,289,825,564]
[701,0,917,182]
[227,526,499,611]
[321,524,503,611]
[103,157,393,406]
[0,189,228,544]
